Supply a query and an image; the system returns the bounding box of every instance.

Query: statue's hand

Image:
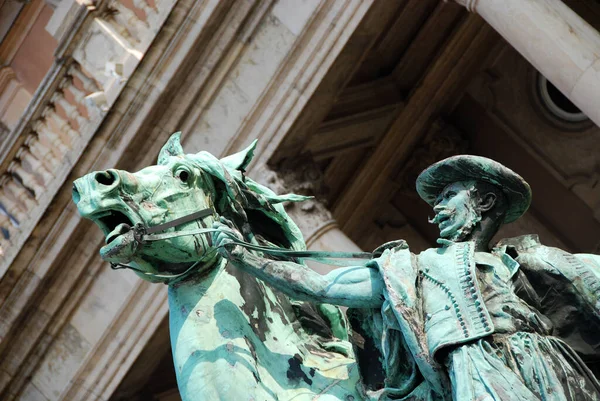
[212,217,244,260]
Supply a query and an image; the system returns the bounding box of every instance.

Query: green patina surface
[73,133,363,401]
[211,154,600,400]
[73,135,600,401]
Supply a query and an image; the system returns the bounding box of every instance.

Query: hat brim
[416,155,531,223]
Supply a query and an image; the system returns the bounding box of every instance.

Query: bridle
[109,207,221,283]
[110,207,374,284]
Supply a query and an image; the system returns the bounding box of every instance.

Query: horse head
[72,132,307,283]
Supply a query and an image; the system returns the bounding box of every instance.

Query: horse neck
[166,259,363,401]
[166,258,303,353]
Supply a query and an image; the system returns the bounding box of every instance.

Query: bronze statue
[73,133,600,400]
[73,134,364,401]
[213,155,600,400]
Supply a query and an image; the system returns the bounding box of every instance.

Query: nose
[94,169,120,191]
[433,203,444,213]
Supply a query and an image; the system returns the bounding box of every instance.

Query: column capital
[447,0,479,13]
[256,156,333,239]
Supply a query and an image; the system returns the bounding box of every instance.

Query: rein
[110,207,374,284]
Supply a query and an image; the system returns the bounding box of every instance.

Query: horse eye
[177,170,190,182]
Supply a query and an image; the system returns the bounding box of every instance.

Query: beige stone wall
[0,1,57,134]
[10,3,57,94]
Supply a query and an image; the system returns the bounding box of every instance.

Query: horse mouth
[92,210,135,244]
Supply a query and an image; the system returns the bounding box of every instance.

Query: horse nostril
[95,170,117,186]
[72,184,80,204]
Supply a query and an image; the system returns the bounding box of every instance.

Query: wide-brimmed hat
[416,155,531,223]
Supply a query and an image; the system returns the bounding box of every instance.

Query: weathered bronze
[72,133,363,401]
[73,134,600,401]
[214,155,600,400]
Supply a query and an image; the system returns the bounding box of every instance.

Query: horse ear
[220,139,257,172]
[158,132,184,165]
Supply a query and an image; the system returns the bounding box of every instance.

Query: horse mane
[212,176,302,254]
[185,146,349,343]
[188,149,309,257]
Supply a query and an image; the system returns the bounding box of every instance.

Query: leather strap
[111,209,375,284]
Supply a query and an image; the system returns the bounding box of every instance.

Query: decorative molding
[307,104,399,160]
[0,0,221,399]
[0,0,181,272]
[0,0,46,65]
[304,219,338,249]
[0,66,17,94]
[326,77,403,121]
[240,0,393,167]
[0,122,8,139]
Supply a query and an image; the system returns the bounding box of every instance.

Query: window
[537,74,588,123]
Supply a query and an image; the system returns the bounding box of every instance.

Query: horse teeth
[106,223,133,244]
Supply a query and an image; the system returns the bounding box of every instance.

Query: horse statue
[72,133,367,401]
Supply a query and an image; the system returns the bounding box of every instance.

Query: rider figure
[213,155,600,401]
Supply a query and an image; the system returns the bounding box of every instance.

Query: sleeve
[516,247,600,363]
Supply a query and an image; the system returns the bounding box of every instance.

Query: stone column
[451,0,600,127]
[259,157,361,275]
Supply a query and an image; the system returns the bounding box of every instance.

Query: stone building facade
[0,0,599,399]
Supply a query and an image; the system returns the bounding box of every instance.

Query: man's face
[430,180,481,242]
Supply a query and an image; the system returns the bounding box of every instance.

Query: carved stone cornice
[241,0,405,167]
[0,0,224,399]
[0,0,184,271]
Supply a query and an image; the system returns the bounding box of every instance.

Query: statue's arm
[519,247,600,315]
[212,222,384,308]
[573,253,600,308]
[230,250,385,309]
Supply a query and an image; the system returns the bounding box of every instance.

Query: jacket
[363,235,600,400]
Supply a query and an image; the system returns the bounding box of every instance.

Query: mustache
[428,208,455,224]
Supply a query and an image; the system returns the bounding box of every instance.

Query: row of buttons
[460,244,492,333]
[422,270,470,338]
